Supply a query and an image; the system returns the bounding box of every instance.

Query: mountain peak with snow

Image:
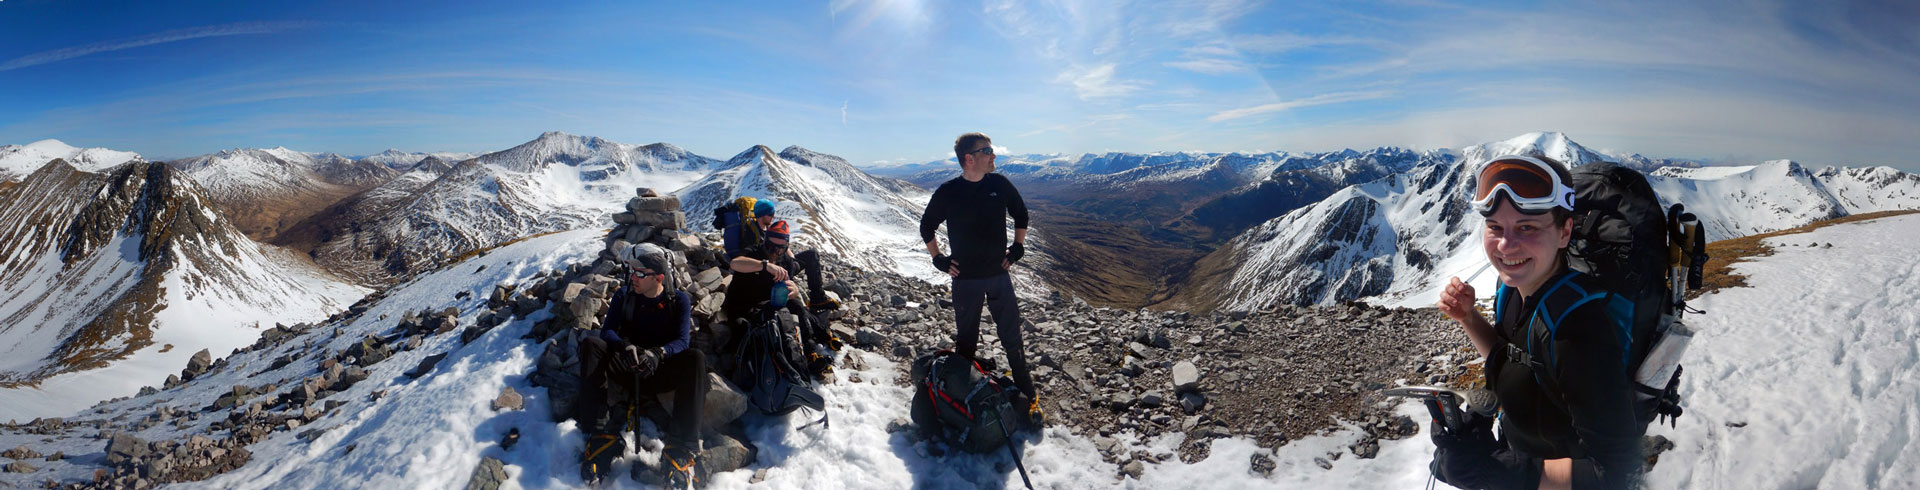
[0,139,142,181]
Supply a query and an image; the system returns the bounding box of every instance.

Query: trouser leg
[638,349,709,445]
[951,277,988,359]
[796,250,828,305]
[573,336,614,432]
[985,273,1034,398]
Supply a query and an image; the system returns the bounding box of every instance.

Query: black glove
[1429,411,1539,490]
[634,347,662,378]
[932,254,953,273]
[1006,242,1025,264]
[611,344,642,375]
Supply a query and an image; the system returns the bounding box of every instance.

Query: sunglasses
[968,146,995,157]
[630,270,659,279]
[1470,156,1575,215]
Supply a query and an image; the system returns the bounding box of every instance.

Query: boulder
[854,328,886,348]
[1,445,41,460]
[513,294,546,317]
[1179,392,1208,413]
[465,456,508,490]
[699,433,754,476]
[347,336,393,367]
[492,387,524,412]
[106,433,148,465]
[530,339,582,422]
[406,353,449,379]
[340,366,370,389]
[183,349,213,379]
[655,373,748,436]
[612,212,638,225]
[431,315,460,335]
[628,196,682,213]
[635,211,686,230]
[1141,392,1166,408]
[1171,361,1201,393]
[3,461,34,473]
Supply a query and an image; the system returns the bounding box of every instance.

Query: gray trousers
[951,272,1034,398]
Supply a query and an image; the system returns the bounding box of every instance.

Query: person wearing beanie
[575,242,708,485]
[918,131,1041,426]
[722,218,842,378]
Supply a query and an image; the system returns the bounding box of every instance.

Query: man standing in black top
[919,131,1040,424]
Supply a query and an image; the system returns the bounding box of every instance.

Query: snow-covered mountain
[675,145,940,280]
[1164,132,1920,312]
[0,159,364,420]
[1647,160,1920,241]
[357,149,479,170]
[0,139,142,182]
[167,147,399,240]
[279,132,720,284]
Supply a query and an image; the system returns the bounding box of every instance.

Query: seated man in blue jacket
[575,242,709,486]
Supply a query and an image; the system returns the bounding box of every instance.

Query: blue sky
[2,0,1917,170]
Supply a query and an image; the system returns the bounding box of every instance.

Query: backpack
[1557,161,1706,427]
[730,303,827,421]
[711,196,763,259]
[909,350,1022,453]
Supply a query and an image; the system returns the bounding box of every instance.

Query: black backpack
[1563,161,1706,427]
[909,350,1023,453]
[730,303,827,422]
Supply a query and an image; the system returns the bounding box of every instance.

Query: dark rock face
[464,456,508,490]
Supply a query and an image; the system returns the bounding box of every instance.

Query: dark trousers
[952,272,1034,398]
[575,336,710,446]
[794,249,829,305]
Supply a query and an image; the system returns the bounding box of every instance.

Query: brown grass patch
[1692,209,1920,299]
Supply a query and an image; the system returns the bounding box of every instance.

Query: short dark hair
[954,132,990,167]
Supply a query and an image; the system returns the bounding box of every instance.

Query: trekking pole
[997,418,1035,490]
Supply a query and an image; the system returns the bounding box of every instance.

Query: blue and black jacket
[1490,269,1646,489]
[599,284,692,358]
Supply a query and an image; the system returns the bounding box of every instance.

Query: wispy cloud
[1,21,315,71]
[1165,58,1251,75]
[1208,90,1394,122]
[1055,64,1145,100]
[840,100,848,126]
[1019,113,1132,137]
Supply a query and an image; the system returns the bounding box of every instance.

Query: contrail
[2,21,315,71]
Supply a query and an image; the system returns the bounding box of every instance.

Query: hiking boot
[656,444,700,489]
[807,350,836,382]
[580,432,624,484]
[808,297,841,313]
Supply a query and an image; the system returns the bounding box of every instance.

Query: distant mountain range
[1,130,1912,410]
[1156,132,1920,312]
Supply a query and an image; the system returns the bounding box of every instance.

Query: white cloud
[1054,64,1145,100]
[1207,90,1394,122]
[1,21,315,71]
[1019,113,1133,137]
[1165,58,1251,75]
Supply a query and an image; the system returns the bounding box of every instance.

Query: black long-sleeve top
[919,173,1028,280]
[1492,270,1646,489]
[599,286,692,357]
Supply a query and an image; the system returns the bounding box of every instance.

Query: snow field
[1644,214,1920,489]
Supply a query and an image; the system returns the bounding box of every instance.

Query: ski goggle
[1470,156,1575,216]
